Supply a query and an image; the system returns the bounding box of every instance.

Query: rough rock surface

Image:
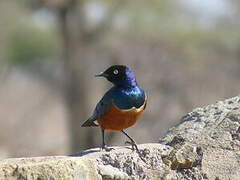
[160,95,240,180]
[0,96,239,180]
[0,144,172,180]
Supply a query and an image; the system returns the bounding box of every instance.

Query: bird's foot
[125,140,140,153]
[101,145,114,152]
[125,141,148,163]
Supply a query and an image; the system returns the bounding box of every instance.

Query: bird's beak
[95,72,108,78]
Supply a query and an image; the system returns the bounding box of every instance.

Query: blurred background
[0,0,239,158]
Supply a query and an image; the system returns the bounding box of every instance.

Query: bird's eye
[113,69,119,75]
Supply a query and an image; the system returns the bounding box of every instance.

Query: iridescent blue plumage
[107,86,145,109]
[87,66,146,123]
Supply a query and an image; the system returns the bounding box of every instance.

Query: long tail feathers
[81,119,98,127]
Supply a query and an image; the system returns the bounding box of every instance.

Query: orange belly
[97,101,146,131]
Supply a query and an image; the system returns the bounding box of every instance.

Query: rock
[0,157,101,180]
[160,96,240,180]
[98,165,130,180]
[0,96,239,180]
[72,143,174,179]
[0,144,173,180]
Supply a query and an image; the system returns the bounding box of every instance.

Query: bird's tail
[81,118,98,127]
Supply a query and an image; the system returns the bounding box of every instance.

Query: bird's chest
[113,88,144,109]
[97,101,146,131]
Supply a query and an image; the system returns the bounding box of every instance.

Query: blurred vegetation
[7,26,56,64]
[0,0,239,157]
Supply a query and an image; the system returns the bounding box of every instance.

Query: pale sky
[184,0,232,17]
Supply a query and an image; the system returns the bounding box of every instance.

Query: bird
[81,65,147,152]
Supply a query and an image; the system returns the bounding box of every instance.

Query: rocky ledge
[0,96,239,180]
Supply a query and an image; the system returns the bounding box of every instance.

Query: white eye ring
[113,69,119,75]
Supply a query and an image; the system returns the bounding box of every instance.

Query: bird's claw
[101,145,114,152]
[125,141,140,152]
[125,141,148,162]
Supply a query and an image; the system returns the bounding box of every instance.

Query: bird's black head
[95,65,137,87]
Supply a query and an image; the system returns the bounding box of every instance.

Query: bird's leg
[121,130,148,162]
[101,129,113,152]
[121,130,140,152]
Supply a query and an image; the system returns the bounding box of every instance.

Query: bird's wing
[92,96,113,121]
[81,93,113,127]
